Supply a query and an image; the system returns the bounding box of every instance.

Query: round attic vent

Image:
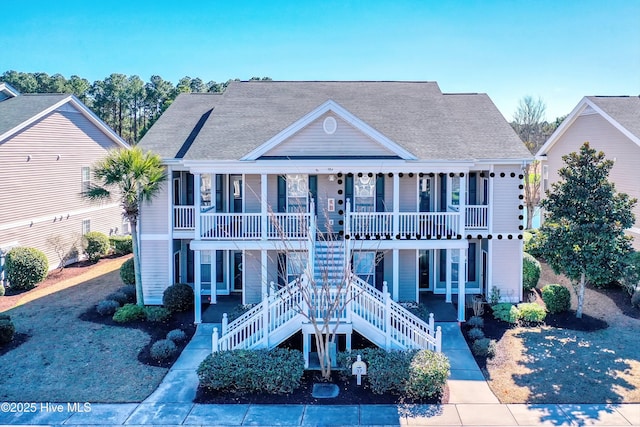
[323,116,337,135]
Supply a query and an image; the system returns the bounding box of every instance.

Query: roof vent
[323,116,337,135]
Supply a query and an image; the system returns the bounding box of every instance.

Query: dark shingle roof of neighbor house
[587,96,640,140]
[0,93,69,137]
[139,81,531,161]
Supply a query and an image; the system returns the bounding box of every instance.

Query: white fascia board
[585,99,640,148]
[240,99,418,161]
[0,96,73,143]
[536,98,589,157]
[68,97,130,148]
[0,83,20,97]
[184,159,477,175]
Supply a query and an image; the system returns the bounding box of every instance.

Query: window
[354,175,375,212]
[467,243,477,282]
[201,251,211,283]
[286,252,307,283]
[82,219,90,235]
[353,251,375,285]
[286,174,308,212]
[81,167,91,193]
[542,165,549,192]
[450,176,460,207]
[200,174,212,209]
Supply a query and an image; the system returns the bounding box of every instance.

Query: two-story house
[138,81,530,336]
[0,83,129,279]
[537,96,640,250]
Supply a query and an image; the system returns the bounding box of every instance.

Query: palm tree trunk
[130,218,144,306]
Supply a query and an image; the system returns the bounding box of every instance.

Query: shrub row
[112,304,171,323]
[109,235,132,255]
[463,315,496,359]
[338,348,449,399]
[5,247,48,291]
[85,233,133,262]
[492,302,547,324]
[198,348,305,395]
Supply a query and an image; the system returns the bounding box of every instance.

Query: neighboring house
[137,81,530,361]
[0,82,129,279]
[537,96,640,250]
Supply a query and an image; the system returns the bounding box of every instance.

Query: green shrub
[163,284,194,312]
[167,329,187,343]
[113,303,146,323]
[472,338,497,358]
[109,235,133,255]
[467,327,485,341]
[523,253,541,292]
[119,258,135,285]
[523,231,533,245]
[83,231,110,262]
[492,303,520,324]
[541,284,571,314]
[0,316,15,345]
[105,291,128,306]
[150,339,177,361]
[406,349,450,399]
[117,285,136,303]
[465,315,484,329]
[517,302,547,323]
[631,291,640,308]
[339,348,449,398]
[5,247,49,291]
[0,282,5,297]
[524,230,545,258]
[144,306,171,322]
[96,299,120,316]
[198,348,304,395]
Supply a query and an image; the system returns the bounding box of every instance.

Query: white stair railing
[213,275,442,354]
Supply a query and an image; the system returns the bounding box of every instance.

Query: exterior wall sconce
[328,174,336,182]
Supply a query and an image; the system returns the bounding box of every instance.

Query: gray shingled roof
[588,96,640,140]
[139,81,530,161]
[0,94,69,137]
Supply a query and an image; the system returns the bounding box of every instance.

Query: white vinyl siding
[140,180,169,234]
[398,250,417,302]
[491,165,522,233]
[244,250,262,304]
[244,174,261,213]
[264,112,397,157]
[399,175,417,211]
[140,240,171,304]
[490,239,522,302]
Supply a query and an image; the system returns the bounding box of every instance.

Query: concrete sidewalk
[0,402,637,425]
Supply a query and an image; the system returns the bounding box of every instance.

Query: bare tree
[45,234,80,271]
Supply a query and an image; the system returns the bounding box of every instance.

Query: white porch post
[261,173,268,240]
[457,248,467,322]
[392,249,399,300]
[488,166,494,234]
[261,250,268,296]
[488,239,494,299]
[393,173,400,237]
[445,249,452,303]
[303,333,310,369]
[194,173,201,239]
[459,173,467,236]
[211,250,217,304]
[194,250,202,324]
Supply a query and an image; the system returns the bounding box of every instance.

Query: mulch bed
[79,307,196,368]
[195,370,448,405]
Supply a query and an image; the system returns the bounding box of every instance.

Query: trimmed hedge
[467,327,485,341]
[109,235,133,255]
[120,258,135,285]
[83,231,110,262]
[517,302,546,323]
[198,348,304,395]
[150,339,177,361]
[0,315,15,345]
[492,303,520,324]
[96,299,120,316]
[465,316,484,329]
[113,304,146,323]
[105,291,128,306]
[167,329,187,343]
[338,348,449,399]
[5,247,49,291]
[117,285,136,303]
[144,306,171,322]
[523,253,541,292]
[163,284,194,312]
[541,284,571,314]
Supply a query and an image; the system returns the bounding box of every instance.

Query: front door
[419,250,432,291]
[232,251,243,292]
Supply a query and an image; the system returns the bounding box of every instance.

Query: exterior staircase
[313,240,346,285]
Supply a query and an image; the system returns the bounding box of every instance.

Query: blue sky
[2,0,639,120]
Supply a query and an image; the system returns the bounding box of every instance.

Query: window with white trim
[354,175,375,212]
[286,174,308,212]
[542,165,549,192]
[82,219,91,235]
[81,167,91,193]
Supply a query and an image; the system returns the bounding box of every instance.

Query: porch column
[459,173,467,236]
[261,173,268,240]
[211,250,217,304]
[392,249,399,300]
[261,250,268,296]
[488,166,494,233]
[194,173,202,240]
[194,250,202,324]
[457,248,467,322]
[445,249,452,303]
[393,173,400,237]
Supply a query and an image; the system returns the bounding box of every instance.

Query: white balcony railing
[199,212,311,240]
[465,205,489,230]
[173,206,195,230]
[349,212,393,236]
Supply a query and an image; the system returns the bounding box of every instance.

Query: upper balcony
[173,205,488,240]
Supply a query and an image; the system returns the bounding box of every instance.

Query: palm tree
[84,147,166,305]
